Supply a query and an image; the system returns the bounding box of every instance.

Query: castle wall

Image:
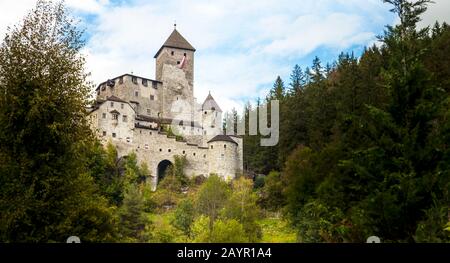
[90,100,135,141]
[99,126,210,190]
[97,75,162,118]
[88,30,242,188]
[207,141,239,181]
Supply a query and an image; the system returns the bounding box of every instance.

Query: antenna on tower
[174,20,177,29]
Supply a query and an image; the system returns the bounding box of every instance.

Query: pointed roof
[154,29,196,58]
[202,93,222,112]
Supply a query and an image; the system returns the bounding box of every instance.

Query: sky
[0,0,449,112]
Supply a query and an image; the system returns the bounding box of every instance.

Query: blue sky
[0,0,449,112]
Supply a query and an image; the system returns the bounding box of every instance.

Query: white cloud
[419,0,450,28]
[1,0,449,112]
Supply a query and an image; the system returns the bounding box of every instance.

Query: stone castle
[87,27,243,188]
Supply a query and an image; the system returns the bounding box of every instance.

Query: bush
[172,199,196,237]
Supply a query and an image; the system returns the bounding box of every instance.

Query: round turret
[207,135,238,180]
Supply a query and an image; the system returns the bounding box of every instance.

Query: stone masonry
[87,27,243,189]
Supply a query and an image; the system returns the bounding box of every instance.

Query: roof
[207,135,238,145]
[136,115,202,128]
[87,96,135,114]
[202,93,222,112]
[154,29,196,58]
[110,109,120,114]
[107,95,127,103]
[95,73,161,91]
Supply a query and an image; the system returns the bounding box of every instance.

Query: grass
[259,217,297,243]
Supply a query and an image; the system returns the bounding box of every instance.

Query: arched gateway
[157,159,173,183]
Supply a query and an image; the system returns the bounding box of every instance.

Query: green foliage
[296,201,348,243]
[190,216,249,243]
[259,172,286,211]
[172,155,189,186]
[222,177,262,242]
[253,175,265,189]
[149,214,183,243]
[195,174,231,229]
[117,184,150,242]
[259,217,297,243]
[209,219,249,243]
[0,0,116,242]
[172,199,196,237]
[242,0,450,243]
[414,203,450,242]
[190,215,211,243]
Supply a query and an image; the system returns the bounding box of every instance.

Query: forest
[0,0,449,243]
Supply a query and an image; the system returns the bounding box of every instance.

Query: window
[159,149,162,152]
[204,111,207,115]
[171,51,174,56]
[142,79,148,87]
[224,145,227,149]
[210,145,213,149]
[102,113,106,119]
[182,150,186,154]
[119,77,123,84]
[132,76,137,84]
[121,103,124,109]
[221,153,225,157]
[145,144,149,149]
[149,132,152,135]
[122,115,127,122]
[147,109,151,115]
[101,85,106,91]
[177,61,180,65]
[110,102,114,107]
[112,113,118,120]
[193,153,196,156]
[126,137,131,142]
[150,95,155,100]
[168,149,171,153]
[152,82,157,89]
[135,91,139,97]
[203,154,206,158]
[102,131,106,136]
[184,52,186,56]
[112,133,116,138]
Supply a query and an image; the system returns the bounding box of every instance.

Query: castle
[87,27,243,189]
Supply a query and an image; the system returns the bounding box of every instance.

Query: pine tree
[289,64,305,95]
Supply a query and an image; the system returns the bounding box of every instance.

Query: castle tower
[202,92,222,138]
[207,135,239,180]
[154,26,196,119]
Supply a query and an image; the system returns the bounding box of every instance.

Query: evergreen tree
[0,0,116,242]
[289,64,305,95]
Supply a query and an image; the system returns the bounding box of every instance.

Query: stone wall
[206,140,238,181]
[96,75,162,118]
